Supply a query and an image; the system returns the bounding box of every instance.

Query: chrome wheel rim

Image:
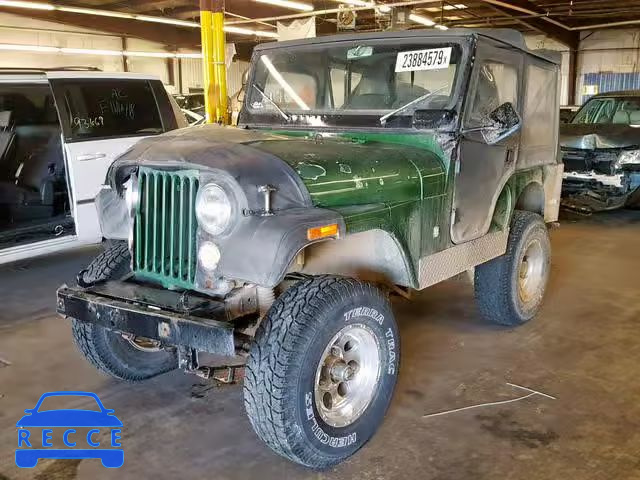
[518,239,546,304]
[314,323,381,428]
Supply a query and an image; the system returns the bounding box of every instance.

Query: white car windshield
[572,96,640,125]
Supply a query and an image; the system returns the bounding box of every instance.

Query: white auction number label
[395,47,452,72]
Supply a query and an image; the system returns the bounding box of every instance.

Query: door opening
[0,84,74,249]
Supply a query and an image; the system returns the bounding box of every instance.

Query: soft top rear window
[55,79,163,141]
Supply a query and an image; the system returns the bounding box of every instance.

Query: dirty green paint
[248,129,455,286]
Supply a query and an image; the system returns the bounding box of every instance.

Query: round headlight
[195,183,233,235]
[198,241,221,271]
[124,175,139,216]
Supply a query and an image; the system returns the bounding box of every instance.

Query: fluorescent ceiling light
[0,0,53,10]
[425,4,467,12]
[61,47,122,56]
[136,15,198,27]
[176,52,203,59]
[0,43,58,52]
[409,13,435,26]
[255,0,313,12]
[435,24,448,30]
[125,50,175,58]
[224,25,279,38]
[57,6,133,18]
[0,43,203,58]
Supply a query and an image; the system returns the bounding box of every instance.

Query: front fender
[213,208,345,287]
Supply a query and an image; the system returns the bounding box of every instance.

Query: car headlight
[198,241,221,271]
[617,150,640,167]
[124,175,139,216]
[195,183,233,235]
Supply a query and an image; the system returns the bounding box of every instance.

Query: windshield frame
[239,36,472,131]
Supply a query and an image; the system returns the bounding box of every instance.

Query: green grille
[133,168,200,288]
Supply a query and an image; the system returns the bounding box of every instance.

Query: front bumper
[56,281,236,357]
[561,171,640,212]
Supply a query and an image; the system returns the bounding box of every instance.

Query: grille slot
[133,168,199,287]
[561,148,618,175]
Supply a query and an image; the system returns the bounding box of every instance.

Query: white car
[0,69,187,264]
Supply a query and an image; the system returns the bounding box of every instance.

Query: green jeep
[57,28,563,469]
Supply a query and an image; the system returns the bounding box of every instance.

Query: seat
[347,93,391,109]
[0,110,16,178]
[612,110,630,124]
[346,71,393,109]
[629,110,640,126]
[391,83,429,108]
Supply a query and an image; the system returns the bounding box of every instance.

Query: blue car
[16,391,123,468]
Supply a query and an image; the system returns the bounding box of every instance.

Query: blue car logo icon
[16,391,123,468]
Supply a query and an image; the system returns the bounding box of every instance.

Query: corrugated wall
[179,57,248,95]
[578,29,640,103]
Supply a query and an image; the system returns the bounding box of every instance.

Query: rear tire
[71,241,177,381]
[244,276,399,469]
[474,211,550,326]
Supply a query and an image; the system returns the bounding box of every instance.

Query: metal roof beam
[481,0,578,48]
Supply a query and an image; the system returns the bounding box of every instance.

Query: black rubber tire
[244,276,400,469]
[71,242,177,382]
[78,241,130,286]
[474,210,551,326]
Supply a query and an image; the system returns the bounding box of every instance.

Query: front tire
[474,210,551,326]
[71,241,177,381]
[244,276,399,469]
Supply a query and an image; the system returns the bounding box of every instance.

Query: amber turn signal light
[307,223,339,241]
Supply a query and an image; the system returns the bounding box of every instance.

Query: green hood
[246,131,448,208]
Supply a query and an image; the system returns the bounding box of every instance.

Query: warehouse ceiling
[2,0,640,52]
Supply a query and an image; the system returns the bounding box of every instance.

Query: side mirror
[241,69,250,87]
[482,102,521,145]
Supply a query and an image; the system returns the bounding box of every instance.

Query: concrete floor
[0,210,639,480]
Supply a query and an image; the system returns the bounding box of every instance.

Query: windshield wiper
[379,85,450,126]
[252,84,290,121]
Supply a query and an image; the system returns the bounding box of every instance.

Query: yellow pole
[200,0,215,124]
[212,2,229,125]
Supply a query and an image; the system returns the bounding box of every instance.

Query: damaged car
[560,90,640,212]
[57,29,563,469]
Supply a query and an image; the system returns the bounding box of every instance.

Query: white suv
[0,69,187,264]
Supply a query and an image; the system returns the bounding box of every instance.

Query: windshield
[572,96,640,125]
[246,41,462,126]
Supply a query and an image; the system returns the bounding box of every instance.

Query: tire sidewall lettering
[297,297,399,453]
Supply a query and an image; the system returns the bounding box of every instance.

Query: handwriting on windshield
[73,116,104,129]
[98,88,136,120]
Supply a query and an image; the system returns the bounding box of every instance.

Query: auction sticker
[395,47,452,72]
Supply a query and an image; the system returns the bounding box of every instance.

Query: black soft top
[254,28,561,65]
